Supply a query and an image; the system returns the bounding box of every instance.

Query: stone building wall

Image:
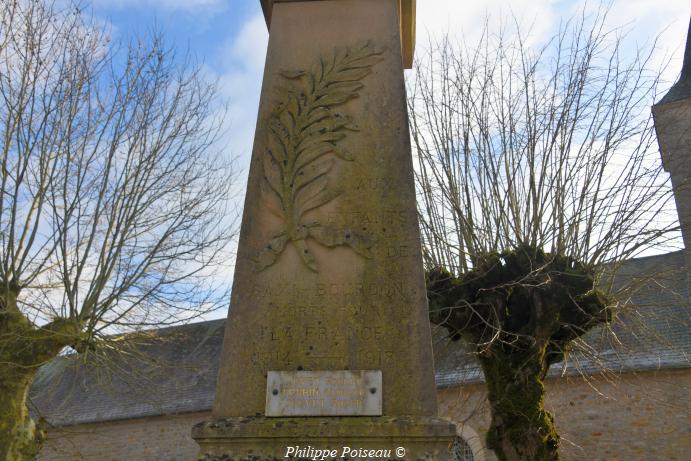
[39,412,207,461]
[39,369,690,461]
[437,368,691,461]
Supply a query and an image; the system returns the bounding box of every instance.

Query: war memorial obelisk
[193,1,456,459]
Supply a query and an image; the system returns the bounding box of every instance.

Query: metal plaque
[265,370,382,417]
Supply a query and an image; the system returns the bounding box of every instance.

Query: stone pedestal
[193,1,455,458]
[194,417,455,460]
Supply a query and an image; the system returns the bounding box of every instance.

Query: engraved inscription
[265,370,382,416]
[248,280,416,303]
[259,324,390,343]
[251,347,397,370]
[326,209,411,227]
[254,42,384,272]
[354,177,396,191]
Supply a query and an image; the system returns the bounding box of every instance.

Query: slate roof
[30,251,690,427]
[30,320,225,427]
[434,250,691,386]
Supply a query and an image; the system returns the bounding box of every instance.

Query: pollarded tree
[0,1,236,458]
[409,10,680,461]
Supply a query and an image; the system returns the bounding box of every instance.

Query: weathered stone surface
[195,0,454,458]
[259,0,417,69]
[213,0,437,419]
[193,416,456,461]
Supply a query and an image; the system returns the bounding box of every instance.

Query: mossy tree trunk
[427,246,611,461]
[480,346,558,461]
[0,366,42,461]
[0,287,81,461]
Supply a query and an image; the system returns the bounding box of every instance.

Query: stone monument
[193,1,456,459]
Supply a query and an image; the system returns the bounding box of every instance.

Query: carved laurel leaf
[323,67,373,84]
[314,89,360,107]
[294,158,334,191]
[284,93,300,125]
[296,131,346,153]
[304,107,331,127]
[302,118,339,138]
[330,145,354,161]
[269,118,290,150]
[266,135,287,164]
[259,180,284,218]
[294,144,334,173]
[298,188,341,218]
[294,239,318,272]
[309,226,373,259]
[347,53,385,69]
[256,41,383,271]
[254,233,289,272]
[315,81,364,97]
[280,70,306,79]
[331,114,359,131]
[302,114,357,138]
[262,154,283,193]
[295,176,329,210]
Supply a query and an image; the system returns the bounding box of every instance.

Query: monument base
[192,416,456,461]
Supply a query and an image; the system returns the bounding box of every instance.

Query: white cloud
[416,1,689,89]
[213,13,269,165]
[183,14,270,299]
[416,0,557,49]
[594,0,689,87]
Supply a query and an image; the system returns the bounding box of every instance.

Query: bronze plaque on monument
[265,370,382,416]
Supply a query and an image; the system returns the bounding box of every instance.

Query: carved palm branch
[255,42,382,272]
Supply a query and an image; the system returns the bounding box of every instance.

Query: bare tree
[0,1,237,458]
[409,10,680,461]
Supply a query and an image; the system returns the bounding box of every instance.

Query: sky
[89,0,691,170]
[85,0,689,319]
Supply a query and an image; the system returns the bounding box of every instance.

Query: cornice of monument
[260,0,416,69]
[656,17,691,106]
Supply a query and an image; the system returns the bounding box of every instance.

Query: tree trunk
[0,367,43,461]
[480,347,560,461]
[1,287,80,461]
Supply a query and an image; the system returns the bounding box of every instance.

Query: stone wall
[39,369,690,461]
[438,368,691,461]
[39,412,207,461]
